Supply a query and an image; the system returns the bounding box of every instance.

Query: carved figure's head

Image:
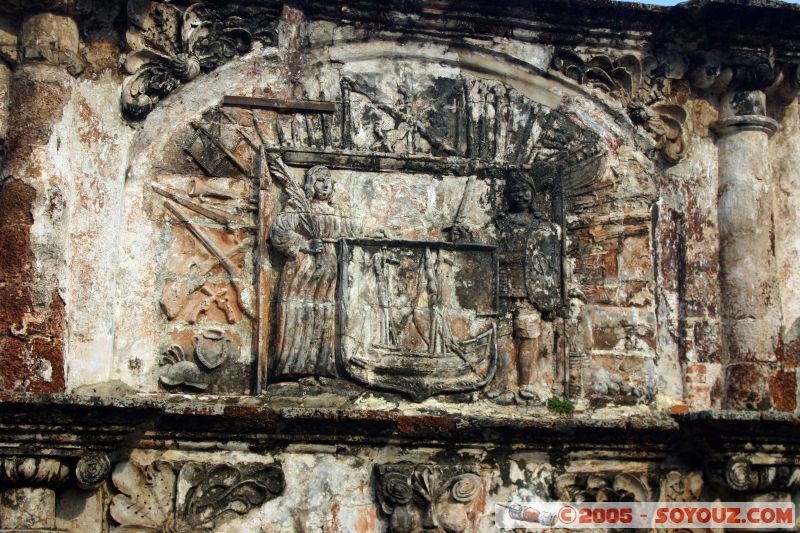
[304,165,333,201]
[505,172,534,213]
[375,464,483,533]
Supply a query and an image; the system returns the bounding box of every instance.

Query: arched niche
[113,38,659,409]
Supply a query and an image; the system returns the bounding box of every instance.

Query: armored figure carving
[494,171,561,401]
[269,164,360,380]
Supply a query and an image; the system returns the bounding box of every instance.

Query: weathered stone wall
[1,1,800,532]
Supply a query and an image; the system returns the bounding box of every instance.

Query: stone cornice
[0,393,678,454]
[3,394,800,456]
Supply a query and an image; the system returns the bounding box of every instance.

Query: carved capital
[374,463,484,533]
[717,457,800,493]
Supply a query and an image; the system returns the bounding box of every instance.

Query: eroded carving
[660,470,703,502]
[268,157,361,381]
[110,460,284,532]
[554,472,651,502]
[159,329,236,392]
[75,452,111,490]
[490,171,561,403]
[552,49,688,163]
[339,239,498,401]
[153,65,605,401]
[0,457,69,487]
[719,458,800,493]
[122,2,278,119]
[375,463,484,533]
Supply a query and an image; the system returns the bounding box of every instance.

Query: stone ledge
[3,394,800,456]
[0,392,678,454]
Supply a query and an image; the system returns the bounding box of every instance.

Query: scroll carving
[719,457,800,492]
[374,463,484,533]
[122,1,279,119]
[110,460,284,532]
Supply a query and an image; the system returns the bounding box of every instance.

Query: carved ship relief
[338,239,498,401]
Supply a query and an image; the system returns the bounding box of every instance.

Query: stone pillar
[714,90,781,410]
[0,12,82,393]
[0,457,69,531]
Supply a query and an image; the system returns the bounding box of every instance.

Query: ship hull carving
[337,238,498,401]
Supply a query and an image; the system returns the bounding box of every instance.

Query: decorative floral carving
[76,452,111,490]
[552,49,689,163]
[110,460,284,532]
[122,2,278,119]
[375,463,483,533]
[660,470,703,502]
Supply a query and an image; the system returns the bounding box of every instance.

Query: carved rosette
[122,2,278,119]
[110,460,284,532]
[75,453,111,490]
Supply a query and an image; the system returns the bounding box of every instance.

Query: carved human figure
[269,165,359,380]
[494,171,561,401]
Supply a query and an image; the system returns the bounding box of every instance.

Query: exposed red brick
[769,370,797,412]
[780,337,800,366]
[4,77,69,167]
[0,179,65,393]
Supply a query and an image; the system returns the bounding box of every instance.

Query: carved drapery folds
[122,1,279,119]
[110,460,285,532]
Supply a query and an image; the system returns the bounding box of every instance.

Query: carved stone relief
[551,49,689,163]
[122,1,279,119]
[554,472,652,503]
[110,459,285,532]
[145,53,609,401]
[374,463,484,533]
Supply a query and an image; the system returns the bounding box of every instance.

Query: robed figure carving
[268,160,359,380]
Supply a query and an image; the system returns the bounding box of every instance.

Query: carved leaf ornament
[552,49,688,163]
[122,3,253,119]
[110,461,284,532]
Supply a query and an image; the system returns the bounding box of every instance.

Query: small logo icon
[558,505,577,524]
